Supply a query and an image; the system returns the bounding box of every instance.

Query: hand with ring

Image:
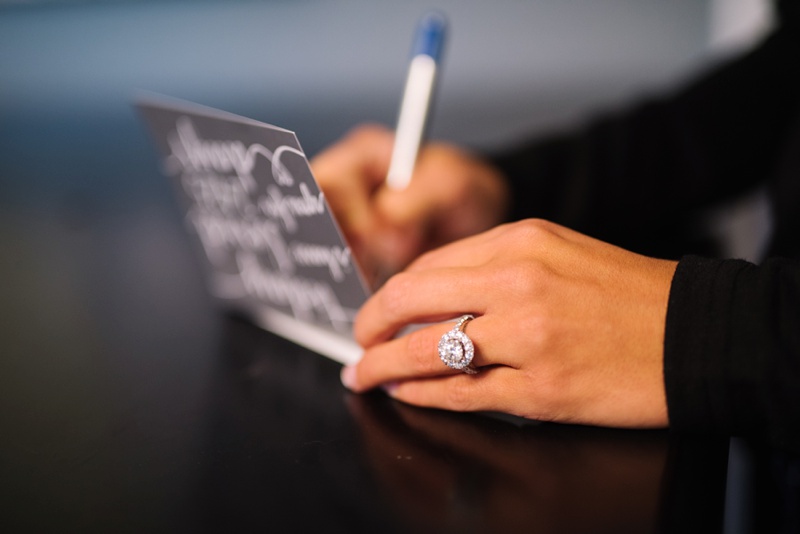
[341,219,678,429]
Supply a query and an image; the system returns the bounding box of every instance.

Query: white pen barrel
[386,54,437,190]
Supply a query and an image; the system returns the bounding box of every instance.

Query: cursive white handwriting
[290,242,352,282]
[167,117,301,192]
[259,183,325,232]
[236,251,355,332]
[188,208,294,274]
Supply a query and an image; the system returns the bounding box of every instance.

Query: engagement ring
[438,314,478,374]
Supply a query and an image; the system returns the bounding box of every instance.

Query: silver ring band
[438,314,478,374]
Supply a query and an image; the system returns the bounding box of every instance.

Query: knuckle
[505,218,558,244]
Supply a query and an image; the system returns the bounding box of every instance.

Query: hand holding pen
[386,12,447,190]
[311,13,509,285]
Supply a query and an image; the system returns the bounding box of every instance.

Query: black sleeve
[490,23,800,258]
[664,256,800,453]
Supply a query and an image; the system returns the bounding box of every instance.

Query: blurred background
[0,0,772,215]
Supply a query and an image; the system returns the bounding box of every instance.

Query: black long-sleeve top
[492,2,800,452]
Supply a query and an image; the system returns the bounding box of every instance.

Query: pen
[386,12,447,190]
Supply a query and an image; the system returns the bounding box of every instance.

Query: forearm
[664,255,800,453]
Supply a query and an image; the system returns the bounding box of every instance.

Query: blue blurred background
[0,0,771,242]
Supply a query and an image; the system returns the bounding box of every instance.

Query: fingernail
[340,365,357,390]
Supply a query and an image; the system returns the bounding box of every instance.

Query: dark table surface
[1,176,798,533]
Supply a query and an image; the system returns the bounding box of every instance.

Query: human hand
[341,219,678,428]
[311,124,509,286]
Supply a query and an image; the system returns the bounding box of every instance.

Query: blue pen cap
[412,12,447,62]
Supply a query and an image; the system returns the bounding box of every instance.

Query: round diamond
[438,330,474,370]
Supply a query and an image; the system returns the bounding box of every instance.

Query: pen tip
[414,11,447,61]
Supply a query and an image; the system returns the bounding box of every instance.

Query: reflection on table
[1,199,795,533]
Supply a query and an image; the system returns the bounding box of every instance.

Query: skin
[312,124,509,285]
[311,124,677,428]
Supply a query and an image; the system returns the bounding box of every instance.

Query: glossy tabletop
[1,177,797,534]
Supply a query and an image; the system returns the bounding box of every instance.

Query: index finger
[311,126,393,223]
